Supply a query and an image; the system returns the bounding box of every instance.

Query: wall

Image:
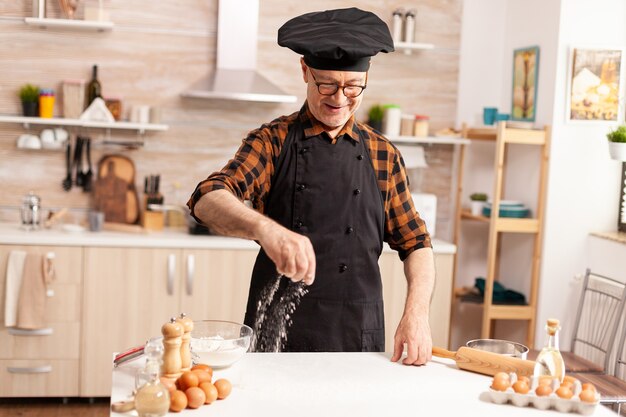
[539,0,626,349]
[453,0,626,350]
[0,0,462,241]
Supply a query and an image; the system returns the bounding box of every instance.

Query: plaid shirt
[188,103,431,260]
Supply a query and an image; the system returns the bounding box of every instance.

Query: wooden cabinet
[379,251,454,351]
[0,245,82,397]
[81,246,259,396]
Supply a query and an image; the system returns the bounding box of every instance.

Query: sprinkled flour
[251,275,308,352]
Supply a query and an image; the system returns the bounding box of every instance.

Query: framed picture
[566,47,624,123]
[511,46,540,122]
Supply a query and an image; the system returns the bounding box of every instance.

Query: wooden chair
[570,311,626,415]
[528,269,626,373]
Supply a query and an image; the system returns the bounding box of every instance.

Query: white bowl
[190,320,252,368]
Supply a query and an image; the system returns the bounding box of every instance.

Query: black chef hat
[278,7,394,72]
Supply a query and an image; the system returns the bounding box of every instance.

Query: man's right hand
[256,220,316,285]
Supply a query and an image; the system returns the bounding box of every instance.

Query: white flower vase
[470,201,485,216]
[608,141,626,161]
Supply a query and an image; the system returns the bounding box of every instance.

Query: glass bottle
[533,318,565,383]
[134,338,170,417]
[86,65,102,108]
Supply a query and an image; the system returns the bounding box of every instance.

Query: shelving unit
[24,17,114,31]
[0,115,168,134]
[452,121,551,347]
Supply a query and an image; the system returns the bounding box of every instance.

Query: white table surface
[110,353,616,417]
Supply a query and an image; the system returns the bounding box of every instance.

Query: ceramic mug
[483,107,498,125]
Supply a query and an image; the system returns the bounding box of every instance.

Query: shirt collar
[300,102,360,143]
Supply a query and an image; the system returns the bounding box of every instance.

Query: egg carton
[484,374,601,415]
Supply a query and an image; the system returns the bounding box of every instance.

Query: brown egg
[493,372,510,384]
[517,376,530,386]
[563,375,579,385]
[556,386,574,399]
[192,369,212,384]
[214,378,233,399]
[538,375,554,386]
[178,371,199,391]
[199,381,219,404]
[191,364,212,373]
[490,379,510,392]
[579,389,597,403]
[512,381,530,394]
[160,376,176,393]
[169,390,187,412]
[582,383,596,392]
[185,386,206,409]
[560,381,574,390]
[535,384,553,396]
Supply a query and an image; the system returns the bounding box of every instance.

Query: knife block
[141,197,164,231]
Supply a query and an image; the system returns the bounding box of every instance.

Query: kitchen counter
[0,223,456,254]
[110,353,615,417]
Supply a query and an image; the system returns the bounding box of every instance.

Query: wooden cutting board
[93,155,139,224]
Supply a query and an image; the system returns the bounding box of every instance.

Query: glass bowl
[190,320,253,368]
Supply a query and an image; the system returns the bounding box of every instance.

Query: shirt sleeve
[187,128,274,223]
[384,149,432,261]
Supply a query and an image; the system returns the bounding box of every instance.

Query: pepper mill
[176,313,194,372]
[161,317,183,379]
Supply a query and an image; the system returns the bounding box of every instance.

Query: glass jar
[134,338,170,417]
[21,191,41,231]
[413,115,430,137]
[39,89,55,118]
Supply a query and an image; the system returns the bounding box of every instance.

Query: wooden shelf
[24,17,114,31]
[488,305,534,320]
[394,41,435,53]
[0,115,168,134]
[460,210,490,223]
[503,128,547,145]
[390,135,470,145]
[465,127,497,140]
[495,218,539,233]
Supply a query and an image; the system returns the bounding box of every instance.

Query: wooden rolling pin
[432,346,535,377]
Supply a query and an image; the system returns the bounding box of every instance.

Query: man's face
[300,59,367,130]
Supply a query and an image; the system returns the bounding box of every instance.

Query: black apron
[244,112,386,352]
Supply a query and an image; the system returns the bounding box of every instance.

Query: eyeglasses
[308,69,367,98]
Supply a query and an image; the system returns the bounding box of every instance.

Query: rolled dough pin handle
[432,346,457,360]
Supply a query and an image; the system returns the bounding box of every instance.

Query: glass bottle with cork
[86,64,102,108]
[134,338,170,417]
[533,318,565,383]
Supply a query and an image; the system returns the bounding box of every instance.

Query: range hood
[181,0,297,104]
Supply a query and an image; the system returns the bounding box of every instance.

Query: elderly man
[188,7,435,365]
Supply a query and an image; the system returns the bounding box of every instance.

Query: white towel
[4,250,27,327]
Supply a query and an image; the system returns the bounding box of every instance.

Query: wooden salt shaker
[161,317,183,379]
[176,313,194,371]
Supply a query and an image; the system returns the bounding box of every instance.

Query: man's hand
[257,220,316,285]
[390,313,432,366]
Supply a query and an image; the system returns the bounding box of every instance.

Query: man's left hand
[390,314,432,366]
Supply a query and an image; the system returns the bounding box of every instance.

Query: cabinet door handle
[8,328,53,336]
[167,254,176,296]
[8,365,52,374]
[186,254,195,296]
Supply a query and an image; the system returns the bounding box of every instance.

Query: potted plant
[367,104,384,131]
[19,84,40,117]
[607,125,626,161]
[469,192,488,216]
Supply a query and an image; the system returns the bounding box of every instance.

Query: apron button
[357,154,363,160]
[295,221,304,229]
[346,227,354,234]
[353,188,361,195]
[299,147,309,154]
[339,264,348,273]
[297,184,306,191]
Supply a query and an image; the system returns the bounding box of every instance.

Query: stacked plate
[482,201,530,218]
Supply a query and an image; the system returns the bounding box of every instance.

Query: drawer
[0,283,81,324]
[0,359,78,397]
[0,322,80,359]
